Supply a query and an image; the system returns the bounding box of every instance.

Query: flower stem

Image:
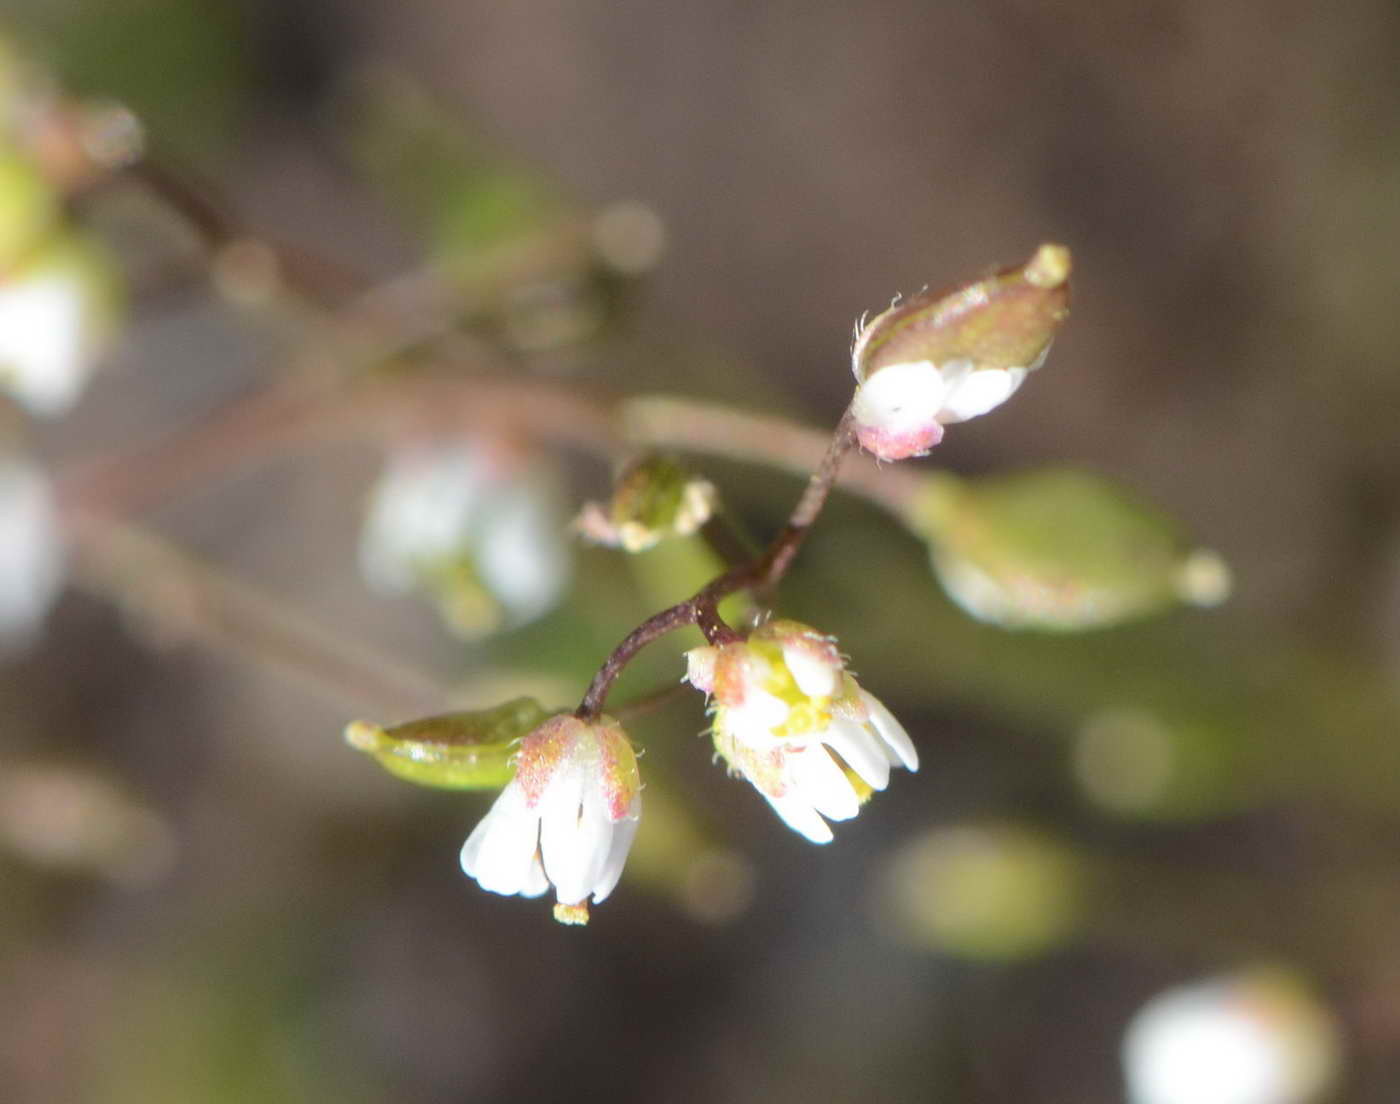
[575,406,857,720]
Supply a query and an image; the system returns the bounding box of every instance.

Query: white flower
[0,232,117,417]
[0,456,63,644]
[459,713,641,924]
[1122,968,1342,1104]
[686,619,918,844]
[359,440,570,638]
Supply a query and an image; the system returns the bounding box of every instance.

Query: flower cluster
[685,619,918,844]
[350,245,1074,925]
[459,713,641,925]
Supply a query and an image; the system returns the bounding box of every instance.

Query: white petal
[764,792,834,845]
[684,646,719,693]
[474,472,569,624]
[520,852,551,898]
[591,794,641,904]
[791,747,861,821]
[727,691,790,745]
[539,783,612,906]
[850,361,947,435]
[0,269,93,416]
[359,446,487,592]
[0,460,64,643]
[460,788,543,897]
[783,642,840,699]
[938,366,1026,423]
[821,717,892,791]
[860,689,919,770]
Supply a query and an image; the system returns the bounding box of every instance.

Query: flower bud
[850,243,1071,460]
[345,697,552,790]
[876,823,1086,960]
[575,453,718,553]
[908,467,1229,630]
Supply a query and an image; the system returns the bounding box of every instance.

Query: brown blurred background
[2,1,1399,1101]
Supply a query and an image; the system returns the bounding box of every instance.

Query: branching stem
[575,409,856,720]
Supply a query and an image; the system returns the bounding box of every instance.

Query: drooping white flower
[359,440,570,638]
[0,456,63,645]
[1122,967,1342,1104]
[0,231,118,417]
[685,619,918,844]
[459,713,641,925]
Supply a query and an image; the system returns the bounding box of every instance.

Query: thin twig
[575,408,859,721]
[66,513,452,717]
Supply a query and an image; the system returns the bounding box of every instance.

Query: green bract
[344,697,553,790]
[909,467,1230,631]
[853,243,1071,382]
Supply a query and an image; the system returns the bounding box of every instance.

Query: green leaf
[909,467,1230,631]
[344,697,553,790]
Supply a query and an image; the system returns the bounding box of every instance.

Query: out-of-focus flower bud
[686,619,918,844]
[1073,705,1244,820]
[0,147,58,268]
[849,243,1071,460]
[0,455,63,646]
[0,229,122,416]
[1122,967,1343,1104]
[590,200,666,276]
[344,697,551,790]
[575,453,718,553]
[0,761,176,886]
[907,467,1230,630]
[459,712,642,924]
[358,440,570,639]
[875,822,1085,959]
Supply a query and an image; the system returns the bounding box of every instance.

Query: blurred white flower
[0,456,63,644]
[0,762,176,885]
[359,440,570,638]
[0,231,118,417]
[1122,967,1342,1104]
[459,713,641,925]
[686,619,918,843]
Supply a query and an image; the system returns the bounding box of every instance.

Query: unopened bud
[850,243,1071,460]
[576,453,718,553]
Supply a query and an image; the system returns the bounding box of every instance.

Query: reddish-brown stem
[575,407,856,721]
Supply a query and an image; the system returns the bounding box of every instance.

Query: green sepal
[0,147,58,269]
[344,697,553,790]
[909,467,1229,631]
[854,243,1071,379]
